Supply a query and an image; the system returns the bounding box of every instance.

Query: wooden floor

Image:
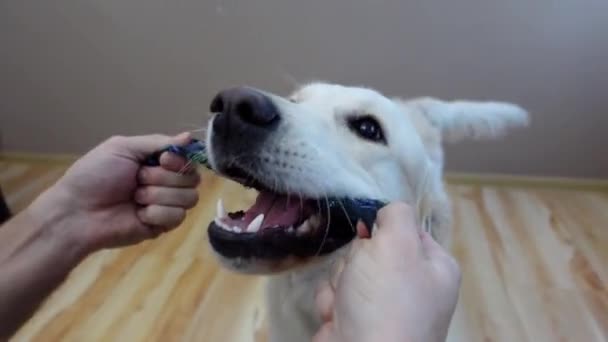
[1,158,607,342]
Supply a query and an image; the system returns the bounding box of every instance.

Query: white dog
[204,82,528,342]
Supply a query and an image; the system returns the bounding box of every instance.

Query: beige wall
[1,0,606,178]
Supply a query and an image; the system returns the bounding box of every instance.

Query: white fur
[205,82,529,342]
[404,97,529,143]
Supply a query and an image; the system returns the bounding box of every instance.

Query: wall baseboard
[445,172,608,192]
[2,152,607,192]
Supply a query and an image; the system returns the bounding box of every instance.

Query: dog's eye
[348,116,385,143]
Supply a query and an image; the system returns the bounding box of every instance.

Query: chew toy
[144,139,386,235]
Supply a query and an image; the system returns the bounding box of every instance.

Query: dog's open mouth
[207,166,357,260]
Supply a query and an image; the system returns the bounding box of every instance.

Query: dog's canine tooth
[233,226,242,233]
[248,214,264,233]
[287,226,295,233]
[214,218,231,231]
[296,220,311,236]
[308,215,321,228]
[217,198,226,218]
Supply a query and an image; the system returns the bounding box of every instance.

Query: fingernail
[355,220,371,239]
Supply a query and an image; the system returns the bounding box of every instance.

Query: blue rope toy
[144,139,209,168]
[144,139,386,234]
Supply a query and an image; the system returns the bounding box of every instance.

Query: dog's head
[205,82,528,273]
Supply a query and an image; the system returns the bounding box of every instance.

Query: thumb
[375,202,421,244]
[315,281,335,323]
[420,230,447,259]
[312,322,336,342]
[113,132,192,161]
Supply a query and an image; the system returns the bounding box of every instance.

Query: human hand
[27,133,201,255]
[314,202,461,342]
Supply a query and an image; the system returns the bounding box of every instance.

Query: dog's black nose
[209,86,281,169]
[210,87,280,128]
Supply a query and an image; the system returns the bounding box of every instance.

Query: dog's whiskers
[336,199,356,234]
[176,122,203,130]
[309,180,332,257]
[285,188,291,210]
[177,149,210,175]
[297,189,304,213]
[414,161,433,233]
[315,190,331,257]
[178,159,195,175]
[176,122,209,136]
[272,175,279,197]
[276,67,301,89]
[277,178,294,213]
[188,127,208,134]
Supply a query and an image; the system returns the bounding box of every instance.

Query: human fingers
[421,231,461,282]
[356,220,371,239]
[329,257,347,290]
[135,186,199,209]
[375,202,422,256]
[312,322,336,342]
[137,205,186,228]
[315,280,335,323]
[375,202,417,234]
[159,151,197,174]
[138,166,201,188]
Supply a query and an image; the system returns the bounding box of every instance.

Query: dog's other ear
[409,97,529,143]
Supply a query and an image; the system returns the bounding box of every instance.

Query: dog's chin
[210,250,332,275]
[206,164,358,273]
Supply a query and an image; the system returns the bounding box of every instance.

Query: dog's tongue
[243,191,305,229]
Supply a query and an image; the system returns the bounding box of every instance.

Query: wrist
[25,185,92,262]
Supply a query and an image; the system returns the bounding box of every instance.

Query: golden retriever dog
[204,82,528,341]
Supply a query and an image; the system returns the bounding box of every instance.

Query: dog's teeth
[216,198,226,218]
[296,220,311,236]
[215,218,230,231]
[308,215,321,228]
[233,226,242,233]
[248,214,264,233]
[287,226,295,233]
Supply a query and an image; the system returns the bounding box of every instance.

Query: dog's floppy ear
[410,97,529,143]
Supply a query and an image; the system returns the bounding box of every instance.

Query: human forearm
[0,133,200,339]
[0,188,88,339]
